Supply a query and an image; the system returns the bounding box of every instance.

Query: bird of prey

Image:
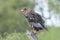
[21,7,48,34]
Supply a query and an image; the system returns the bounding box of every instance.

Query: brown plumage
[21,7,48,32]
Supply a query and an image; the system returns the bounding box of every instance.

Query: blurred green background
[0,0,60,40]
[0,0,34,35]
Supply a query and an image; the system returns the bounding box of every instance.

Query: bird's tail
[42,24,48,31]
[43,26,48,31]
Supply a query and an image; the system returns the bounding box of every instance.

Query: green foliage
[48,0,60,13]
[0,32,29,40]
[0,0,34,35]
[38,27,60,40]
[0,27,60,40]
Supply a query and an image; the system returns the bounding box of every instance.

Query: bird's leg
[30,29,37,35]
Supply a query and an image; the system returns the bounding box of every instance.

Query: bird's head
[21,7,31,15]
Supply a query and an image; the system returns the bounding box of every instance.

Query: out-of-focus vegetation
[48,0,60,13]
[0,27,60,40]
[0,0,34,36]
[0,0,60,40]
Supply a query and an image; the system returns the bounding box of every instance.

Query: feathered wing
[36,13,48,31]
[25,10,48,31]
[30,12,48,31]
